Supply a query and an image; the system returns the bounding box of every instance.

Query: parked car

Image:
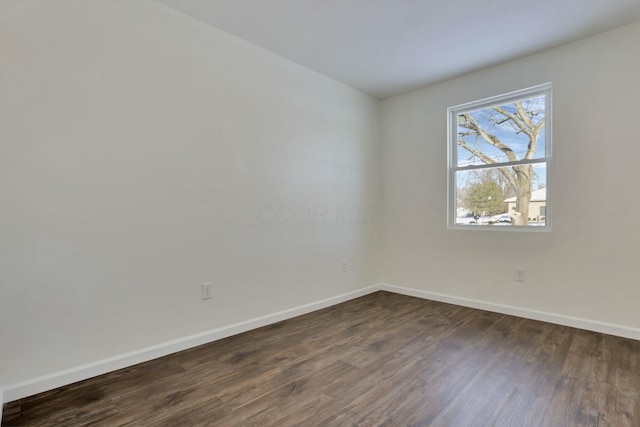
[478,216,493,225]
[491,214,511,223]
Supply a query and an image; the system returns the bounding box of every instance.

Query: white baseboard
[379,283,640,341]
[2,285,381,405]
[5,283,639,408]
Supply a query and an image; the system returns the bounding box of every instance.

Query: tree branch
[458,140,497,165]
[458,114,518,162]
[493,106,531,137]
[497,166,517,192]
[493,104,545,160]
[515,102,535,130]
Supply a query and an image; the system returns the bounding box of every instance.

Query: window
[447,83,551,230]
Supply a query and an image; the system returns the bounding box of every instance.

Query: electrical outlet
[342,261,348,272]
[201,282,213,300]
[515,268,525,283]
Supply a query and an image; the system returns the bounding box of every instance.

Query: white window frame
[447,83,552,231]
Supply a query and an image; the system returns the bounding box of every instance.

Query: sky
[456,95,547,167]
[454,94,548,215]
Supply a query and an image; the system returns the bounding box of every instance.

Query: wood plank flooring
[3,291,640,426]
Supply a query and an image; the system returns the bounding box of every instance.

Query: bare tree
[457,100,545,225]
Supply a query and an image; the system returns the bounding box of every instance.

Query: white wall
[381,21,640,329]
[0,0,381,390]
[4,0,640,406]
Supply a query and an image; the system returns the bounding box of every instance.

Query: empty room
[2,0,640,425]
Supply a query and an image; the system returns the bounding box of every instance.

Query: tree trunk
[513,165,533,225]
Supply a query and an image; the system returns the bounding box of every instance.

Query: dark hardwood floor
[3,291,640,426]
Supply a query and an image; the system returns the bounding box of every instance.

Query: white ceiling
[155,0,640,99]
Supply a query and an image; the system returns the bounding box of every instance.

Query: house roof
[505,188,546,203]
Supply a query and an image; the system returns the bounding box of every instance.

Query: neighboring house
[505,188,546,221]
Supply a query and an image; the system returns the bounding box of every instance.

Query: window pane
[457,95,546,167]
[455,163,547,227]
